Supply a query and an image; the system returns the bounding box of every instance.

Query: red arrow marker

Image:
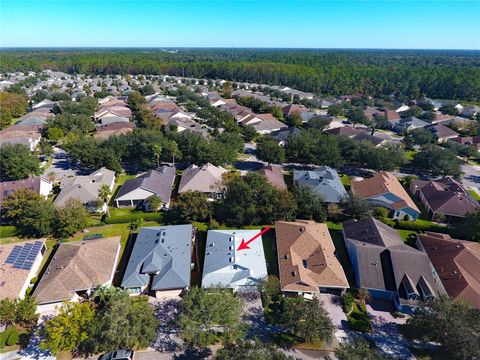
[237,227,272,251]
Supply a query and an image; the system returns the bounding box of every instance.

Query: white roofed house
[202,229,268,291]
[178,163,227,200]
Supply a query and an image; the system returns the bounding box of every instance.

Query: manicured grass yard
[469,189,480,201]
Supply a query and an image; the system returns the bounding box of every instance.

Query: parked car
[99,350,135,360]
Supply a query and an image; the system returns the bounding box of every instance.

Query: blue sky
[1,1,479,49]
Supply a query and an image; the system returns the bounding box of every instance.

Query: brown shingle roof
[276,220,349,293]
[34,237,121,304]
[351,172,420,213]
[410,177,479,218]
[0,177,45,205]
[418,232,480,308]
[257,165,287,190]
[93,122,136,140]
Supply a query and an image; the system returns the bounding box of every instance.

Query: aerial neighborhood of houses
[1,69,479,360]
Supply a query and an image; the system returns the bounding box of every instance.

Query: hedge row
[0,326,19,348]
[381,218,454,234]
[104,212,162,224]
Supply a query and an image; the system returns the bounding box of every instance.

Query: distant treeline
[1,49,479,101]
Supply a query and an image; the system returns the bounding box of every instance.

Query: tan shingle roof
[34,237,121,304]
[276,220,349,293]
[351,171,420,213]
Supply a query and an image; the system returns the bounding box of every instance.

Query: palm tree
[129,218,144,234]
[98,184,112,217]
[169,141,178,165]
[152,144,162,168]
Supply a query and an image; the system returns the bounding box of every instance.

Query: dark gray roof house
[121,225,193,296]
[114,165,175,209]
[342,218,443,313]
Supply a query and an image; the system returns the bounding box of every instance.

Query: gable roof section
[54,167,115,206]
[257,165,287,190]
[351,172,420,213]
[343,218,437,296]
[410,177,479,217]
[0,177,49,205]
[276,220,348,293]
[121,225,193,291]
[115,165,175,203]
[293,166,348,203]
[202,229,268,289]
[34,237,121,304]
[417,232,480,308]
[178,163,227,194]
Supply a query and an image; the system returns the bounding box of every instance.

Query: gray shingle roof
[115,165,175,204]
[178,163,227,194]
[293,166,347,203]
[343,218,438,298]
[121,225,193,291]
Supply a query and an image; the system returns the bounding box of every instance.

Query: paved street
[461,163,480,195]
[42,147,77,181]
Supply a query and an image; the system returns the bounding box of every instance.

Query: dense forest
[1,49,479,100]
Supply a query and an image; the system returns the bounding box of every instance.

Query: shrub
[373,207,389,219]
[30,277,38,284]
[6,327,19,346]
[342,292,355,313]
[0,330,7,348]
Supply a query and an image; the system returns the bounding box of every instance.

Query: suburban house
[121,225,194,298]
[0,177,53,206]
[449,135,480,150]
[293,166,348,203]
[416,232,480,309]
[351,171,420,220]
[94,106,132,123]
[0,241,46,300]
[202,229,268,291]
[351,132,388,147]
[54,167,115,212]
[270,127,301,146]
[425,123,459,143]
[391,117,429,133]
[410,177,480,222]
[93,121,136,140]
[257,165,287,190]
[0,124,42,151]
[282,104,307,117]
[342,218,442,313]
[32,99,55,110]
[114,165,176,209]
[34,237,121,313]
[324,126,369,138]
[275,220,349,296]
[460,105,480,119]
[178,163,227,199]
[237,113,288,134]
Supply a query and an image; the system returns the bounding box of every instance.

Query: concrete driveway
[316,293,349,341]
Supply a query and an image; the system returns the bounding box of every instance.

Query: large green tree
[413,145,462,178]
[174,191,213,222]
[18,199,56,237]
[294,186,327,223]
[336,338,386,360]
[402,297,480,360]
[2,188,43,223]
[55,198,89,239]
[216,173,297,226]
[216,339,293,360]
[461,211,480,241]
[280,297,334,344]
[40,302,95,355]
[0,92,28,129]
[0,144,41,181]
[87,291,158,352]
[256,138,286,164]
[176,287,245,347]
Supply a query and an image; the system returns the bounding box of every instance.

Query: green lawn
[339,174,351,187]
[0,225,17,240]
[469,190,480,201]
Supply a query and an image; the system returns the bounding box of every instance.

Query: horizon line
[1,46,479,51]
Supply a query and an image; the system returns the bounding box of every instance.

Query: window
[302,260,308,268]
[291,271,297,277]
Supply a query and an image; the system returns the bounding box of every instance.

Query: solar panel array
[5,241,43,270]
